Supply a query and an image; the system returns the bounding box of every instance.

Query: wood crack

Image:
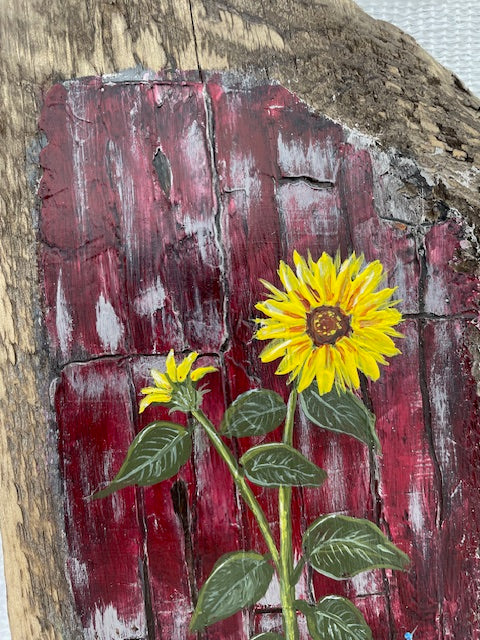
[188,0,204,82]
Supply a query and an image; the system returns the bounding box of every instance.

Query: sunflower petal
[151,369,172,390]
[177,352,198,382]
[297,348,318,392]
[139,391,172,413]
[315,346,336,395]
[165,349,177,382]
[190,365,218,382]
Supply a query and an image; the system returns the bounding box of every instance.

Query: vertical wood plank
[423,319,480,639]
[55,359,147,639]
[208,82,287,598]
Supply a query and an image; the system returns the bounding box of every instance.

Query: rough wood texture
[1,1,480,639]
[37,76,480,639]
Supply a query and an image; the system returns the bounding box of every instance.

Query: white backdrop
[0,2,478,637]
[356,0,480,95]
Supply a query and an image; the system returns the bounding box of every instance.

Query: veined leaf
[221,389,286,437]
[300,382,381,453]
[297,596,373,640]
[93,421,191,499]
[190,551,274,630]
[303,514,409,579]
[251,634,285,639]
[240,443,327,488]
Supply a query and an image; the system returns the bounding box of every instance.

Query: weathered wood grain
[34,76,480,639]
[1,1,480,639]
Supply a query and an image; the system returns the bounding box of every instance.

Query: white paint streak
[69,366,108,400]
[424,263,449,315]
[277,131,337,181]
[85,604,145,640]
[133,277,166,316]
[277,182,341,247]
[408,488,425,538]
[350,569,382,595]
[67,83,89,238]
[256,614,281,632]
[107,139,137,263]
[187,285,224,345]
[168,597,193,640]
[70,557,89,589]
[258,572,281,606]
[56,269,73,358]
[182,214,214,264]
[324,440,348,512]
[293,550,308,600]
[193,422,211,461]
[180,120,207,186]
[229,152,262,202]
[95,293,124,351]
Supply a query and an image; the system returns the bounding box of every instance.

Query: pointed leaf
[240,443,327,488]
[251,634,285,640]
[93,421,191,499]
[300,382,381,452]
[303,514,409,579]
[221,389,287,437]
[190,551,274,630]
[297,596,373,640]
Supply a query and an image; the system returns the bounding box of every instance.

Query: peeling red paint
[39,75,480,639]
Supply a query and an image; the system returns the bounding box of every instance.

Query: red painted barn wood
[39,75,480,639]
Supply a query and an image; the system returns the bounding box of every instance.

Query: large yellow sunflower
[255,251,403,394]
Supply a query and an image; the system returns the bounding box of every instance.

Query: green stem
[191,409,280,568]
[279,387,300,640]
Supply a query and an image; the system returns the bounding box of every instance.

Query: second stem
[279,386,300,640]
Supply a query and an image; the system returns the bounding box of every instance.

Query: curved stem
[279,387,300,640]
[191,408,280,568]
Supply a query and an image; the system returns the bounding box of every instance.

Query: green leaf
[190,551,274,631]
[303,514,409,579]
[251,634,285,640]
[221,389,287,437]
[297,596,373,640]
[300,382,381,453]
[240,443,327,488]
[93,421,191,499]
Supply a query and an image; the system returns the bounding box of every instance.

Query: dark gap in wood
[336,153,354,253]
[189,415,211,640]
[360,375,396,640]
[403,311,478,321]
[254,606,283,614]
[170,478,198,608]
[278,175,335,190]
[127,358,158,640]
[417,241,445,528]
[376,216,433,227]
[296,484,315,605]
[201,86,251,617]
[152,147,172,199]
[188,0,204,82]
[138,552,157,640]
[203,84,231,359]
[417,237,446,639]
[272,176,290,260]
[338,148,395,639]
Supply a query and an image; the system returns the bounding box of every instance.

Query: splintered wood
[39,76,479,639]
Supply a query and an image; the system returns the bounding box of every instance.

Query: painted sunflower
[255,251,402,394]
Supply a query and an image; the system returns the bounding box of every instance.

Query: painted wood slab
[39,74,479,639]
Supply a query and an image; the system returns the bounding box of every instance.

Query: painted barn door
[39,75,479,639]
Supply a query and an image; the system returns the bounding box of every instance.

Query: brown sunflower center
[306,305,351,346]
